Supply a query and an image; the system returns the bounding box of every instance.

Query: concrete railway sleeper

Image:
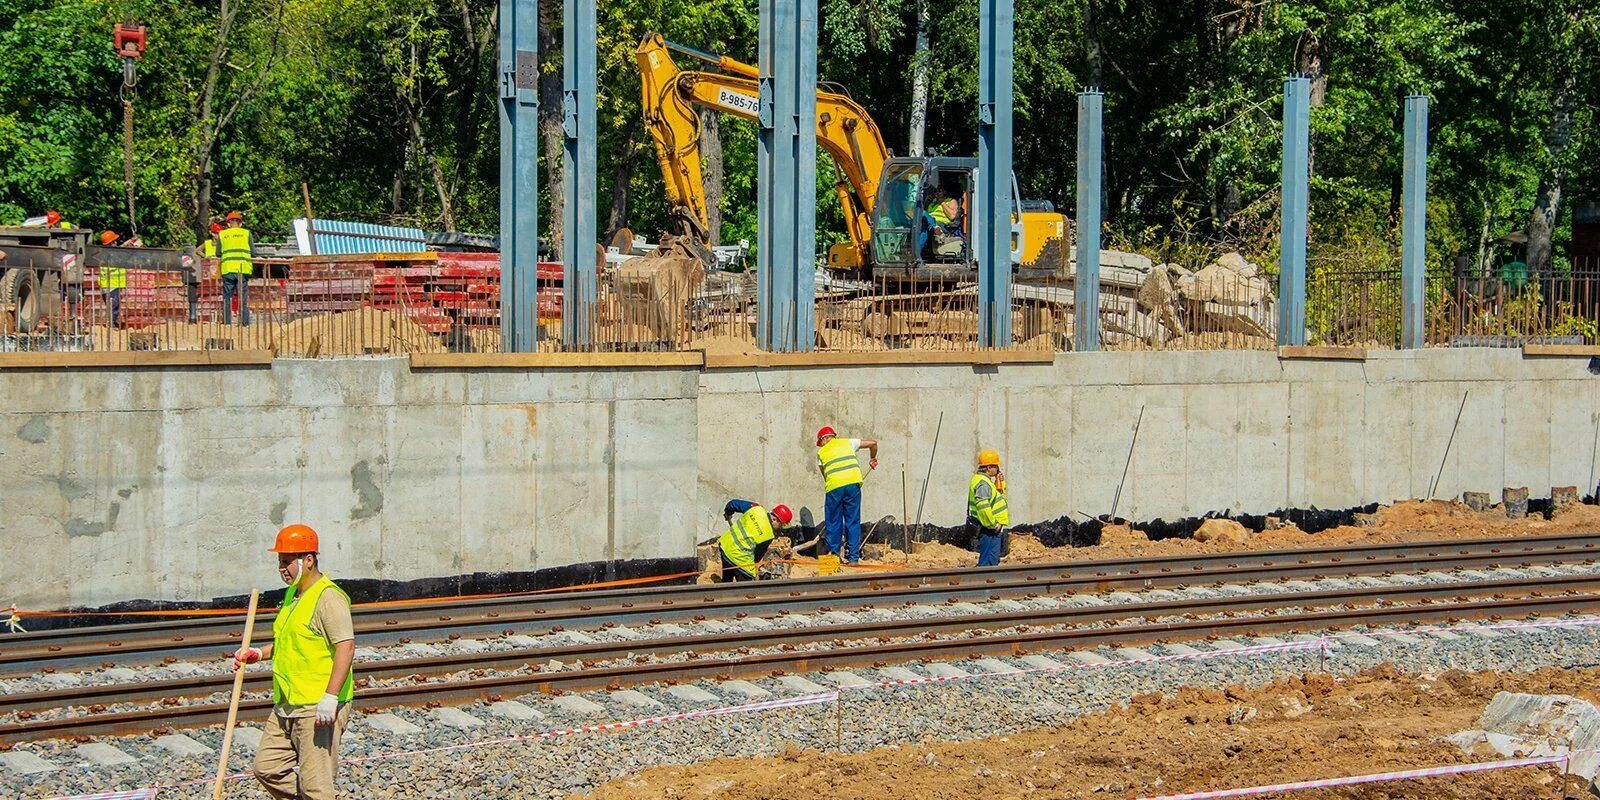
[2,592,1597,744]
[3,574,1598,742]
[5,531,1597,674]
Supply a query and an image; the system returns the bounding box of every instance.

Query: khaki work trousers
[252,704,352,800]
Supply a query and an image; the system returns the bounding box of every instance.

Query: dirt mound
[1193,517,1251,545]
[581,666,1591,800]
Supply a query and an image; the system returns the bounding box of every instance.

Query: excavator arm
[638,33,889,269]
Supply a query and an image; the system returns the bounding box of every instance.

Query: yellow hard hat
[978,449,1000,467]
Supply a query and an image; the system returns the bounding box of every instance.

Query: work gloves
[315,692,340,725]
[868,458,879,470]
[232,646,262,670]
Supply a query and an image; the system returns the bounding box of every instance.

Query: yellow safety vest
[968,473,1009,529]
[271,575,355,707]
[101,267,127,291]
[929,199,957,226]
[202,239,217,258]
[718,506,776,577]
[218,227,253,276]
[818,437,864,492]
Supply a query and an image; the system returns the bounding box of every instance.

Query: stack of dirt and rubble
[580,666,1591,800]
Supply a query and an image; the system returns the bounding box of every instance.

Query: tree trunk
[539,0,564,254]
[191,0,237,241]
[406,105,458,230]
[1296,26,1326,179]
[699,109,725,246]
[606,139,636,242]
[908,0,930,156]
[1526,73,1575,279]
[1085,0,1103,87]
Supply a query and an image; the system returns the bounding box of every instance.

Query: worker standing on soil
[718,499,793,581]
[97,231,127,328]
[231,524,356,800]
[816,425,878,564]
[219,210,254,326]
[968,449,1010,567]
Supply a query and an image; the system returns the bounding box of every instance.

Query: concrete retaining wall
[3,348,1595,608]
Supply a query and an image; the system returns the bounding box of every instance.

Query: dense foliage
[0,0,1593,272]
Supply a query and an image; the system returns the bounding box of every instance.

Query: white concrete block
[665,685,721,704]
[231,727,264,753]
[1066,651,1112,665]
[365,713,425,735]
[0,751,58,775]
[821,671,873,688]
[1018,654,1067,670]
[923,662,972,678]
[1113,648,1159,661]
[776,675,828,694]
[485,700,544,722]
[154,734,214,757]
[971,658,1019,675]
[877,667,923,683]
[72,743,137,766]
[717,680,773,699]
[1160,643,1206,657]
[551,695,608,716]
[611,690,665,709]
[431,708,485,729]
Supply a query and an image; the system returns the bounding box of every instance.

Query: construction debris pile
[1080,249,1278,349]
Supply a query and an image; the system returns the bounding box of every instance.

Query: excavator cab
[868,157,1024,280]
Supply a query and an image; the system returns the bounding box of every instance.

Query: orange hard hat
[225,211,244,222]
[270,523,319,554]
[99,230,119,246]
[816,425,836,443]
[46,210,60,225]
[770,504,794,527]
[978,449,1001,467]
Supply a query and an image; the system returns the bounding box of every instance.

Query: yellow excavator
[637,33,1070,280]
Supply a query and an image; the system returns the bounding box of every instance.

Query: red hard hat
[816,426,836,442]
[269,523,320,554]
[770,504,794,527]
[209,223,223,234]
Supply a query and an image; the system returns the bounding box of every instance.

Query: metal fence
[1307,256,1600,348]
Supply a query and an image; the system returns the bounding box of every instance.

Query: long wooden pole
[212,589,261,800]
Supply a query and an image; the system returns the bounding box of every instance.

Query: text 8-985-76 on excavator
[636,33,1070,283]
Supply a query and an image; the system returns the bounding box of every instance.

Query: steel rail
[3,572,1597,740]
[3,589,1594,743]
[6,532,1596,673]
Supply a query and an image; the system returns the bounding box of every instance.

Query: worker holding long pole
[968,449,1010,567]
[230,524,356,800]
[816,425,877,565]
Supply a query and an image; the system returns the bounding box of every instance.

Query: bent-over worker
[718,499,793,581]
[968,449,1010,567]
[232,524,356,800]
[816,425,877,564]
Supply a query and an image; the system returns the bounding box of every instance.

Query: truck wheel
[0,268,41,333]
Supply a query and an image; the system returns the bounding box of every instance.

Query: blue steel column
[757,0,818,352]
[1073,90,1103,352]
[497,0,538,352]
[1277,77,1311,346]
[976,0,1014,347]
[1400,94,1429,349]
[560,0,597,347]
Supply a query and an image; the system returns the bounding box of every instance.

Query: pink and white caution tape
[1129,753,1574,800]
[44,791,158,800]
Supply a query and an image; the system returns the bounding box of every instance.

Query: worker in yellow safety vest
[218,211,254,325]
[968,449,1010,567]
[231,524,356,800]
[717,500,794,581]
[97,230,128,328]
[816,425,878,564]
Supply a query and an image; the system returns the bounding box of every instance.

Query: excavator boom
[638,33,888,268]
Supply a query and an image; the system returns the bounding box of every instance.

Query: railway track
[6,532,1597,674]
[4,569,1597,743]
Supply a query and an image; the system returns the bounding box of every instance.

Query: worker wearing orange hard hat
[97,231,128,328]
[717,499,793,581]
[816,425,878,565]
[218,210,253,326]
[232,524,355,800]
[968,449,1010,567]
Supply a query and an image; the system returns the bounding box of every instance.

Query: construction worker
[816,425,877,564]
[46,210,71,229]
[231,524,355,800]
[968,449,1010,567]
[218,211,253,325]
[717,499,793,581]
[98,231,128,328]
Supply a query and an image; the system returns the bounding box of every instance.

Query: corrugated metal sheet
[293,218,428,255]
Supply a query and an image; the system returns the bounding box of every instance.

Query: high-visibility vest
[201,238,217,258]
[218,227,253,276]
[967,472,1009,529]
[100,267,127,291]
[929,198,958,227]
[718,506,776,577]
[271,575,356,707]
[818,437,864,492]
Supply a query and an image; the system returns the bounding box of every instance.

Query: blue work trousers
[971,518,1003,567]
[824,483,863,563]
[221,273,251,326]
